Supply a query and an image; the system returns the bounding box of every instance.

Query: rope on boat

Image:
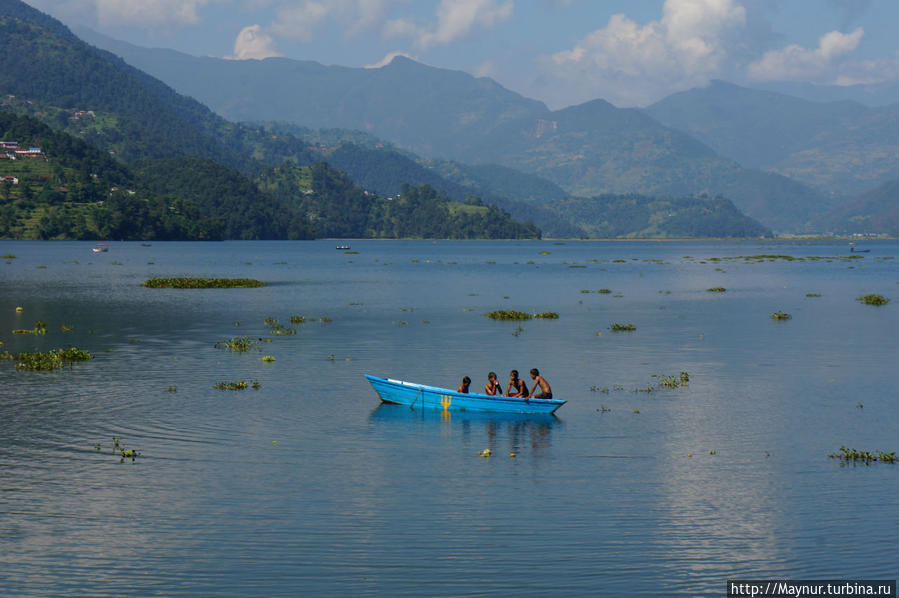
[410,385,423,410]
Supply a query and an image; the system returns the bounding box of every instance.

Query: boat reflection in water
[369,402,560,456]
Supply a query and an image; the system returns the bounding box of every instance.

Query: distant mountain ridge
[0,0,537,240]
[646,80,899,196]
[75,27,829,233]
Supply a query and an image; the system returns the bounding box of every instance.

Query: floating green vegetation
[289,315,306,324]
[703,254,864,264]
[214,336,260,352]
[143,277,265,289]
[213,380,249,390]
[60,324,73,333]
[597,288,612,294]
[1,254,15,259]
[265,318,296,335]
[706,287,726,293]
[806,293,821,297]
[857,294,889,306]
[534,312,559,319]
[654,372,690,388]
[37,265,47,269]
[580,289,592,294]
[485,310,533,321]
[273,261,287,264]
[771,311,792,320]
[167,386,177,393]
[320,317,333,323]
[568,265,586,268]
[1,347,93,370]
[609,323,636,332]
[830,446,897,464]
[538,251,550,255]
[261,355,276,363]
[612,259,627,263]
[12,321,47,335]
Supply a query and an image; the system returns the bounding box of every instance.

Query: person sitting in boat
[505,370,529,398]
[484,371,502,395]
[529,368,552,399]
[457,376,471,393]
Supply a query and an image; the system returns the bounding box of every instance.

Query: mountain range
[1,0,894,238]
[74,27,832,234]
[646,80,899,196]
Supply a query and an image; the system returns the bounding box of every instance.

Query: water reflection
[369,403,560,457]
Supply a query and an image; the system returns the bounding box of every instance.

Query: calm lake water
[1,239,897,597]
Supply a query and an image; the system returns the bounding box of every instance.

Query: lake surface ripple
[1,240,897,596]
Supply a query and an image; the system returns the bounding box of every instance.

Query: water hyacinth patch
[2,347,93,370]
[857,294,889,306]
[485,310,533,321]
[609,323,636,332]
[215,336,260,352]
[143,278,265,289]
[771,311,792,320]
[830,446,896,464]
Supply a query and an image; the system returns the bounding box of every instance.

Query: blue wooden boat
[365,375,565,415]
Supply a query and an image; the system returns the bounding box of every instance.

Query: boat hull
[365,375,565,415]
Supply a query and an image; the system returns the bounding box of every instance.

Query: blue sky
[25,0,899,108]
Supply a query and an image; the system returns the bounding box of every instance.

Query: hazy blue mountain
[74,26,548,160]
[752,80,899,108]
[76,27,827,232]
[0,0,538,240]
[812,178,899,235]
[646,80,899,195]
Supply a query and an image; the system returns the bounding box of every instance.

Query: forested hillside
[0,112,222,240]
[546,194,771,239]
[258,163,540,240]
[0,0,539,240]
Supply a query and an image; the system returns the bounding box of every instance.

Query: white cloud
[473,59,495,78]
[365,51,415,68]
[385,0,513,50]
[270,1,330,42]
[93,0,215,27]
[227,24,283,60]
[270,0,400,42]
[540,0,746,107]
[747,27,864,82]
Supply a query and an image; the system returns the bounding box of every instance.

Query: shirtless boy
[505,370,529,398]
[529,368,552,399]
[457,376,471,393]
[484,372,502,395]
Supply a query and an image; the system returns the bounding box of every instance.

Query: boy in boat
[457,376,471,393]
[529,368,552,399]
[484,372,502,395]
[505,370,529,398]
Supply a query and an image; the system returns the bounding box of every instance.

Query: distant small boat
[336,244,351,250]
[849,243,870,253]
[91,244,108,253]
[365,375,565,415]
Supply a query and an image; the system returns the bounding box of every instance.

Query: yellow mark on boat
[440,394,452,412]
